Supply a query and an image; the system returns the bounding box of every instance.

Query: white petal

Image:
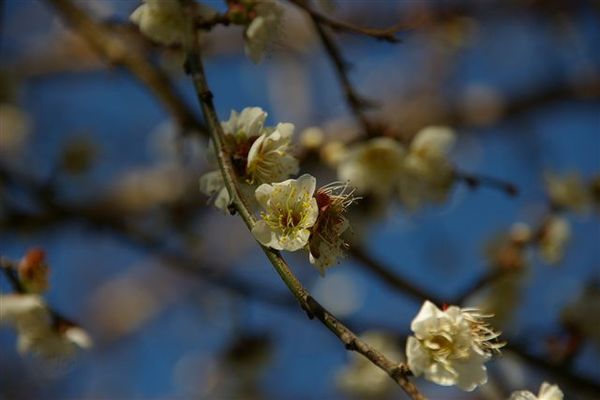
[296,174,317,197]
[281,229,311,251]
[508,391,539,400]
[251,220,282,250]
[255,183,275,209]
[411,126,456,159]
[406,336,429,377]
[538,382,563,400]
[410,300,443,334]
[451,350,489,391]
[199,170,224,195]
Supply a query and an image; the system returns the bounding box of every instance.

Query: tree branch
[289,0,404,43]
[46,0,206,136]
[184,32,426,400]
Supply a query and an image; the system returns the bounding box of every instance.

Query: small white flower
[400,126,456,209]
[338,137,405,198]
[0,294,92,358]
[244,0,283,63]
[308,183,358,275]
[252,174,318,251]
[336,331,401,396]
[246,122,299,184]
[508,382,563,400]
[538,215,570,265]
[545,172,590,213]
[130,0,186,46]
[406,301,503,391]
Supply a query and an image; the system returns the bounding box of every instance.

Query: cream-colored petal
[296,174,317,197]
[280,228,310,251]
[255,183,275,209]
[251,220,282,250]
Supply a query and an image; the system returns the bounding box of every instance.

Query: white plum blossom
[130,0,186,46]
[406,300,503,391]
[247,122,299,184]
[308,183,358,275]
[0,294,92,358]
[244,0,283,63]
[508,382,563,400]
[336,331,401,396]
[400,126,456,209]
[538,215,570,265]
[252,174,318,251]
[338,137,405,199]
[199,107,299,211]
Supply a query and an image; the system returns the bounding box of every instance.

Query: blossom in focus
[247,122,299,183]
[537,215,570,265]
[545,172,590,213]
[336,331,401,396]
[242,0,283,63]
[130,0,186,46]
[0,294,92,358]
[252,174,318,251]
[508,382,563,400]
[200,107,299,212]
[400,126,456,209]
[406,300,503,391]
[308,182,358,275]
[338,137,405,199]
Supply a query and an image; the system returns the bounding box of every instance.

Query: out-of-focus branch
[349,245,600,394]
[289,0,404,43]
[46,0,206,136]
[308,14,378,137]
[184,34,426,399]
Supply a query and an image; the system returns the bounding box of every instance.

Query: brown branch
[289,0,404,43]
[46,0,206,136]
[184,26,426,398]
[311,17,377,136]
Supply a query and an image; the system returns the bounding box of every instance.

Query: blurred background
[1,0,599,399]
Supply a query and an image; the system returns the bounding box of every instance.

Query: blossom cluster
[130,0,282,63]
[338,126,457,210]
[198,108,357,273]
[0,249,92,359]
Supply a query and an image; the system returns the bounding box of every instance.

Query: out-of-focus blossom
[338,137,405,199]
[299,126,324,151]
[0,103,32,156]
[242,0,283,63]
[320,140,347,167]
[537,215,570,265]
[508,382,563,400]
[130,0,187,45]
[111,163,190,212]
[199,107,299,211]
[545,172,590,213]
[308,182,358,274]
[18,248,50,294]
[486,223,532,271]
[336,331,401,396]
[252,174,318,251]
[562,285,600,350]
[406,301,503,391]
[400,126,456,209]
[0,294,91,358]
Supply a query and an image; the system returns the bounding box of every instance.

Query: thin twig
[289,0,404,43]
[47,0,206,136]
[311,18,377,136]
[184,31,426,400]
